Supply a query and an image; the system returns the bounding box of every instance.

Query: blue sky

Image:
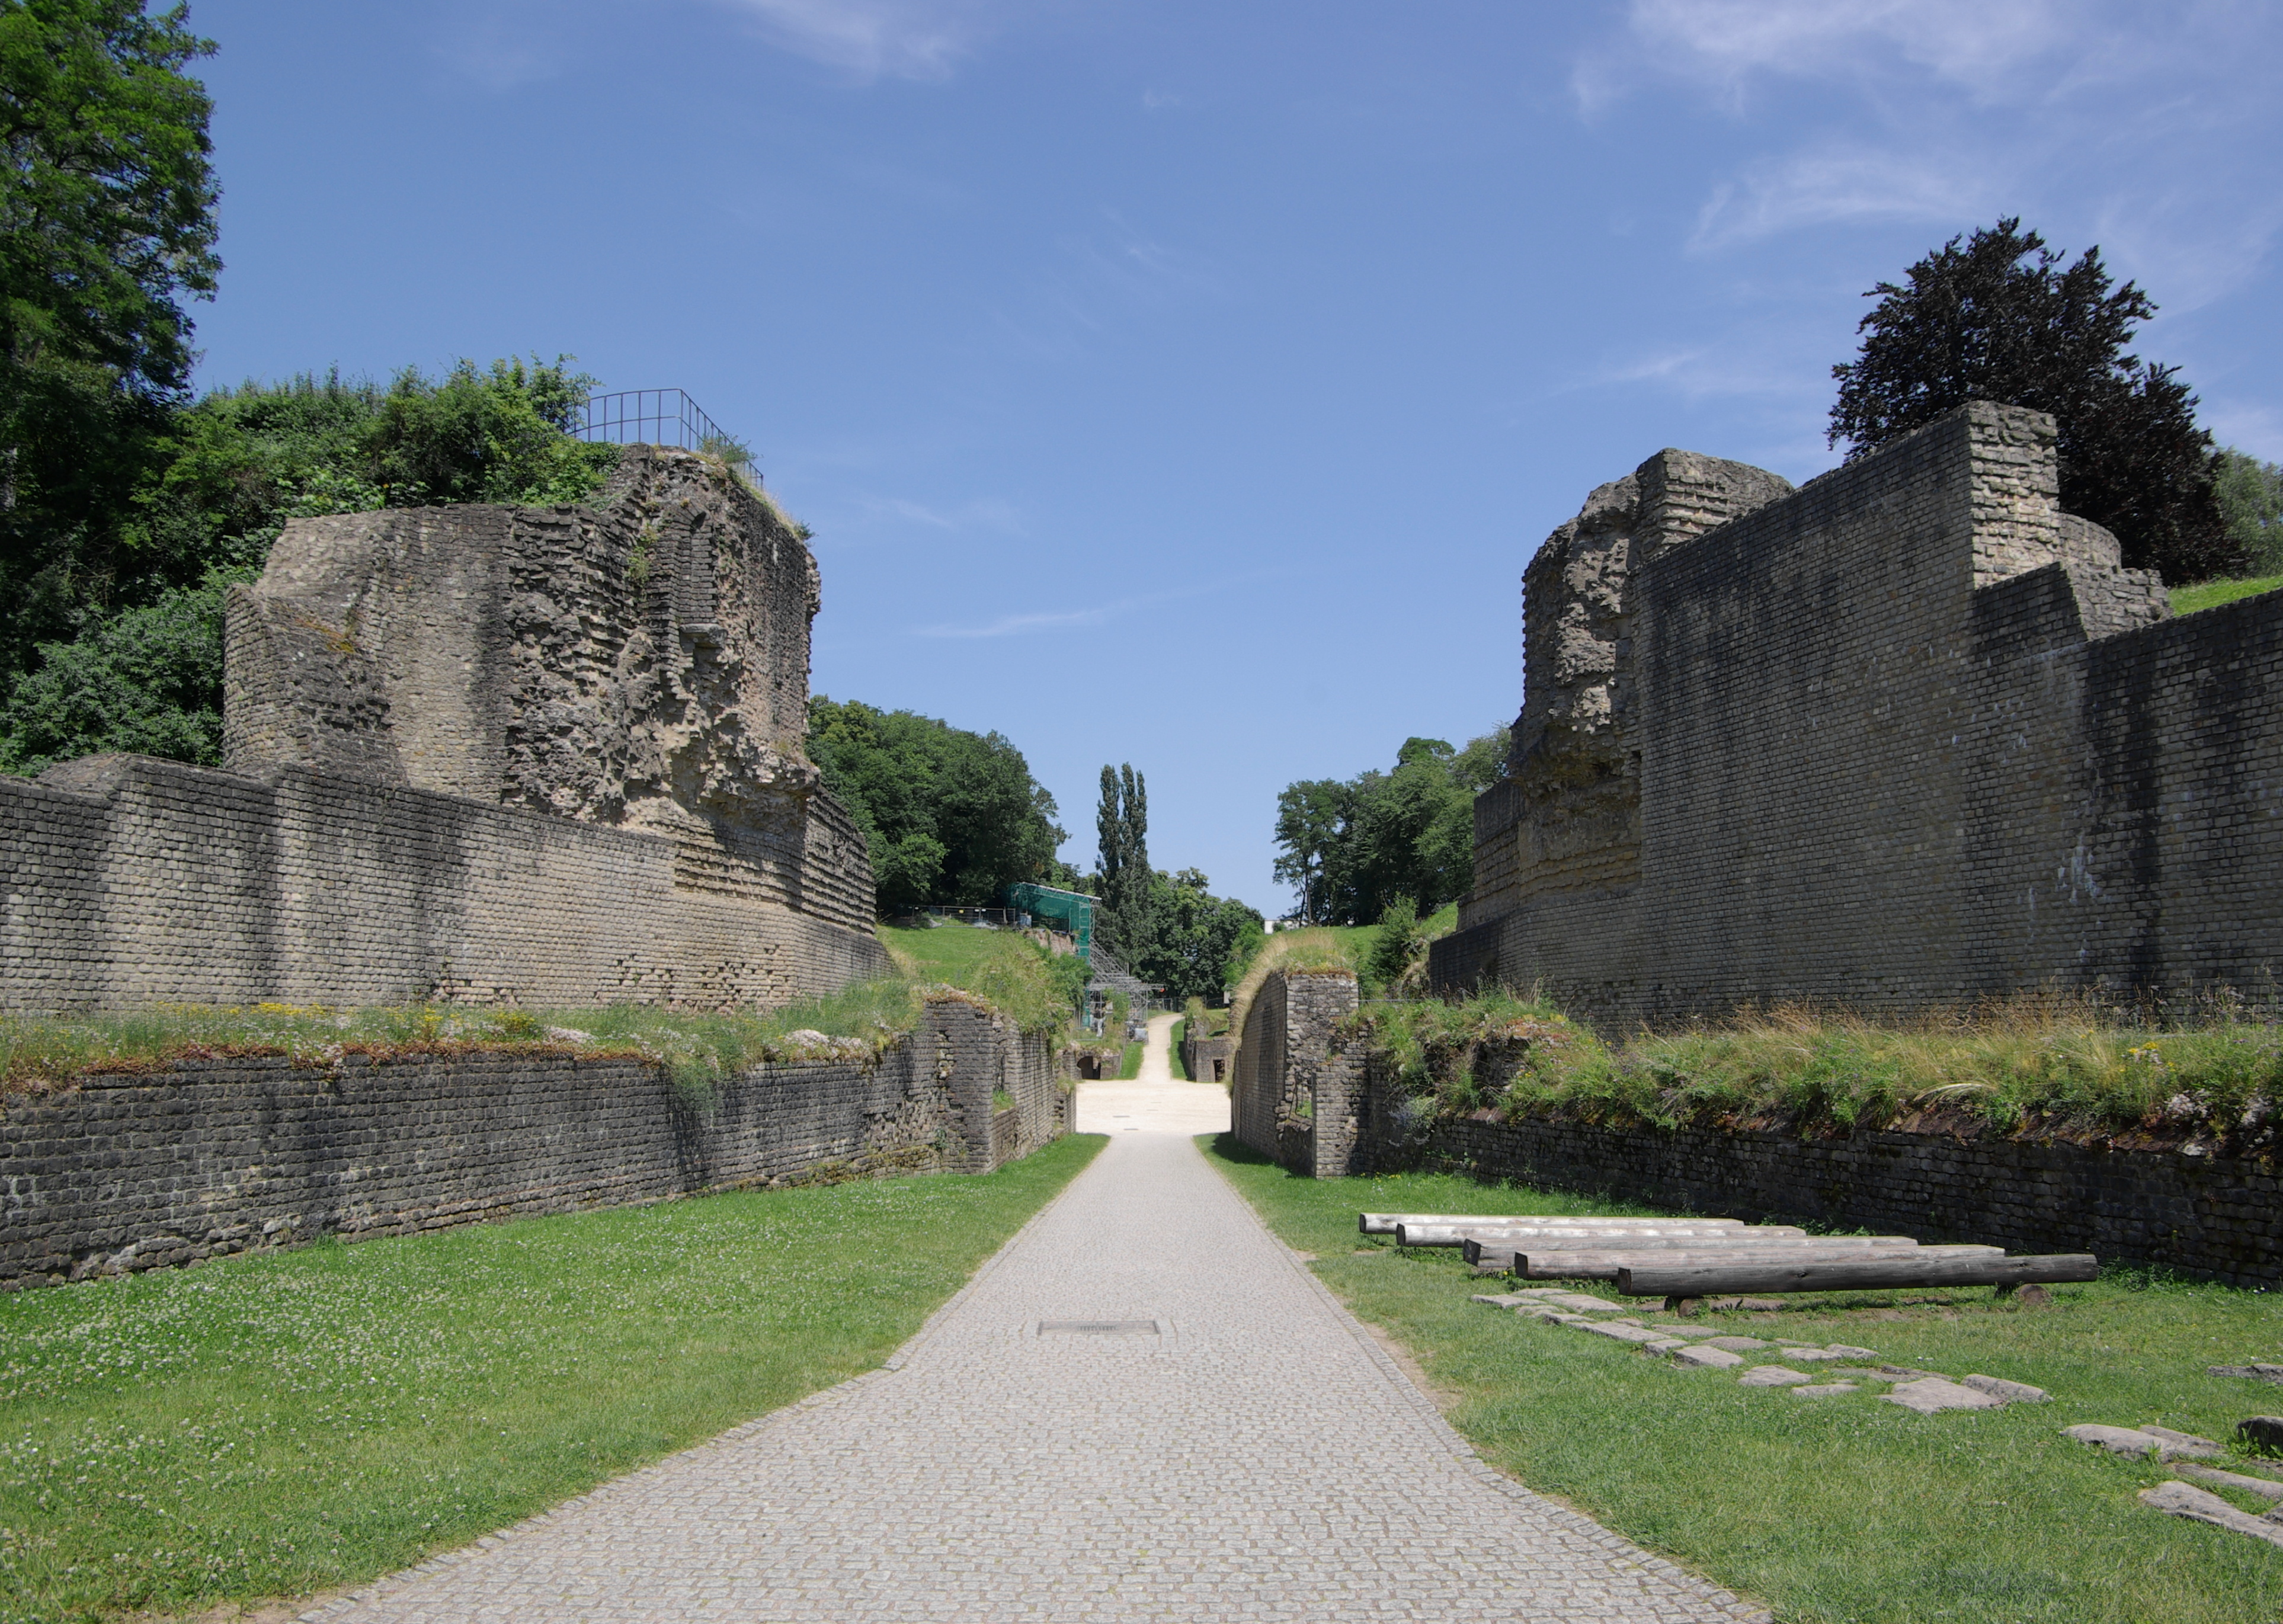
[188,0,2283,915]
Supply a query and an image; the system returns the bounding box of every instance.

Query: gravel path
[304,1125,1765,1622]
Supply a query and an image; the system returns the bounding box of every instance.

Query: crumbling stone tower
[0,447,886,1013]
[1437,402,2251,1024]
[225,446,871,926]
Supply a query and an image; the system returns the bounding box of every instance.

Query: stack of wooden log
[1359,1212,2098,1298]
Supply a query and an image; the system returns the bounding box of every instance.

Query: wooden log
[1397,1223,1789,1248]
[1615,1252,2099,1297]
[1513,1244,2002,1281]
[1359,1212,1743,1235]
[1460,1233,1917,1265]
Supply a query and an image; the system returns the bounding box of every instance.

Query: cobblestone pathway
[306,1122,1766,1622]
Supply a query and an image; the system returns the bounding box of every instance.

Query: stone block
[1737,1365,1813,1388]
[1882,1378,2005,1414]
[1669,1344,1746,1369]
[2141,1481,2283,1549]
[2064,1424,2219,1461]
[1961,1374,2048,1404]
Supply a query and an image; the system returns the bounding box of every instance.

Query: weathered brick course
[1437,402,2276,1022]
[0,754,886,1011]
[0,998,1065,1289]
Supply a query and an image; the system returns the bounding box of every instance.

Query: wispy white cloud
[988,209,1228,361]
[1565,319,1839,414]
[1689,146,1997,252]
[856,494,1026,533]
[1585,0,2071,111]
[707,0,1000,82]
[920,605,1107,638]
[916,573,1254,639]
[1579,0,2283,312]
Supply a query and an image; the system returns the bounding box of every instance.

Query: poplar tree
[1093,763,1151,962]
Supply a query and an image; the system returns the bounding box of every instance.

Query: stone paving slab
[304,1129,1766,1622]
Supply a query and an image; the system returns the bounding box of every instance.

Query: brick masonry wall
[1433,402,2283,1022]
[0,997,1059,1289]
[1359,1078,2283,1290]
[1,754,889,1013]
[1180,1030,1233,1085]
[1231,970,1360,1175]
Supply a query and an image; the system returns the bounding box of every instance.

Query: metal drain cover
[1036,1319,1161,1337]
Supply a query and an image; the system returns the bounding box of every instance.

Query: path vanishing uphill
[306,1020,1765,1623]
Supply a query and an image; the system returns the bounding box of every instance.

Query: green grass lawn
[2172,572,2283,615]
[0,1135,1103,1624]
[1169,1018,1188,1080]
[1118,1040,1144,1079]
[1265,902,1461,979]
[1205,1136,2283,1624]
[876,921,1024,981]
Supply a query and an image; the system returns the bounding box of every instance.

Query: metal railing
[919,906,1020,928]
[574,389,760,487]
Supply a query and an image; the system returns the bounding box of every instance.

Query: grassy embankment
[1209,1140,2283,1624]
[1357,988,2283,1146]
[0,922,1080,1101]
[0,1133,1103,1624]
[1168,1019,1187,1080]
[2173,574,2283,616]
[1240,902,1460,990]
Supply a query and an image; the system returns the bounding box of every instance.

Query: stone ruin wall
[0,447,889,1013]
[0,998,1066,1290]
[1436,401,2268,1023]
[1464,451,1797,928]
[1231,969,1362,1178]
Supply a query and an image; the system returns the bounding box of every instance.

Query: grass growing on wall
[0,1134,1104,1624]
[2171,572,2283,615]
[0,925,1083,1098]
[1207,1138,2283,1624]
[0,981,927,1099]
[876,922,1078,1034]
[1355,991,2283,1150]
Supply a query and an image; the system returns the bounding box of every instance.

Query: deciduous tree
[0,0,221,664]
[1270,726,1507,924]
[808,698,1067,916]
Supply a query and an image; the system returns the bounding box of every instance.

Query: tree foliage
[1271,727,1507,924]
[0,0,220,667]
[0,359,619,775]
[2215,449,2283,575]
[1365,894,1424,995]
[1133,867,1263,1002]
[1093,763,1152,963]
[1830,217,2234,584]
[1084,765,1262,998]
[807,697,1067,916]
